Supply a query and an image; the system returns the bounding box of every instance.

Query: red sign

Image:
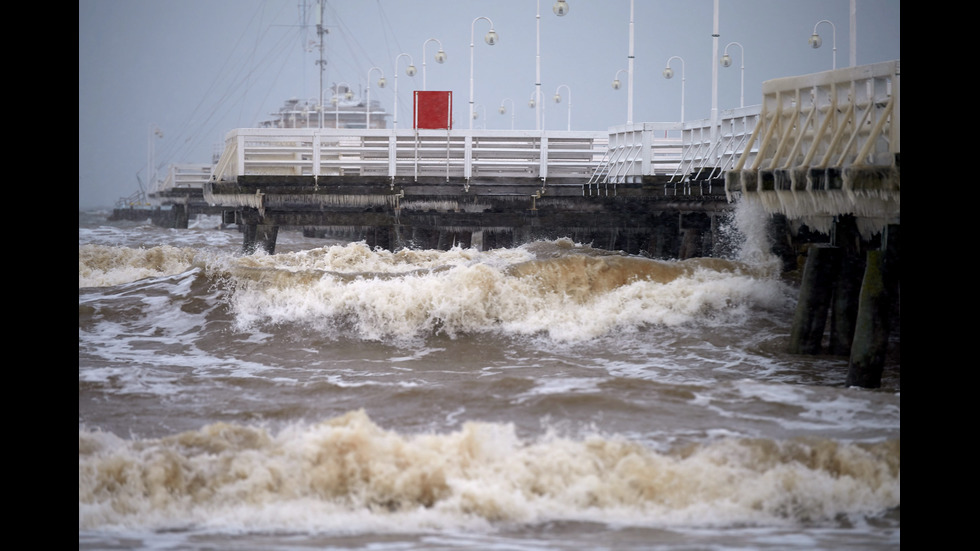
[414,91,453,129]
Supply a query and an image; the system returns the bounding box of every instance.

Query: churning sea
[79,200,899,551]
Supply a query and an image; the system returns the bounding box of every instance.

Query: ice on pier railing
[263,194,397,208]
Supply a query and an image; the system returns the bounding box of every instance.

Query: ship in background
[259,84,390,129]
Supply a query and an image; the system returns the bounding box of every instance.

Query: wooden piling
[829,215,865,356]
[788,244,842,355]
[243,224,279,254]
[846,225,899,388]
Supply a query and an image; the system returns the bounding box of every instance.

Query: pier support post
[678,228,702,259]
[846,225,899,388]
[829,215,865,356]
[788,244,842,354]
[173,204,189,229]
[243,224,279,254]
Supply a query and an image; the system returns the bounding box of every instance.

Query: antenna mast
[316,1,327,128]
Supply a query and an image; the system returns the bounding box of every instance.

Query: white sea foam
[218,241,789,344]
[78,409,900,534]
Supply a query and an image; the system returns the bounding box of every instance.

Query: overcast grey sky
[78,0,900,210]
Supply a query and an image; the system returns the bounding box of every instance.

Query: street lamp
[305,97,319,127]
[809,19,837,70]
[611,67,634,124]
[553,84,571,131]
[498,98,515,130]
[533,1,569,131]
[393,53,417,130]
[720,41,745,108]
[469,16,498,131]
[422,38,447,91]
[472,104,486,128]
[365,66,386,129]
[612,69,627,90]
[663,55,686,122]
[332,82,355,128]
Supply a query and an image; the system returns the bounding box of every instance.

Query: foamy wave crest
[221,242,790,342]
[79,244,200,288]
[79,409,900,534]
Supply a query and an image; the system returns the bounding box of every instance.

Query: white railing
[205,60,897,201]
[723,60,900,229]
[676,106,761,183]
[730,60,900,181]
[592,122,684,185]
[209,128,609,183]
[587,108,761,188]
[154,163,213,193]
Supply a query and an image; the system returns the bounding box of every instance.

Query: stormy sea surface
[79,203,899,550]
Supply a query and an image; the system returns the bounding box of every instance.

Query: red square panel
[414,91,452,129]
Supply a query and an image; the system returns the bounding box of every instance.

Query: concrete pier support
[243,224,279,254]
[788,244,842,354]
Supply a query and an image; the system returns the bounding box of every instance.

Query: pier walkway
[142,60,898,260]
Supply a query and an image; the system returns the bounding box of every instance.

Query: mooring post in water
[846,225,899,388]
[788,244,842,355]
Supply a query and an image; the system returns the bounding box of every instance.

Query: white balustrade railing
[204,60,897,198]
[209,128,610,183]
[152,163,213,194]
[732,60,900,176]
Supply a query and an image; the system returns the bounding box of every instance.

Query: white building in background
[260,84,390,129]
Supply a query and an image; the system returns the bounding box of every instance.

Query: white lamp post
[553,84,571,131]
[498,98,515,130]
[365,67,386,129]
[305,97,320,127]
[527,89,544,128]
[147,124,163,190]
[469,16,498,131]
[533,1,569,131]
[625,0,634,125]
[612,68,633,124]
[809,19,837,70]
[720,42,745,108]
[663,55,686,122]
[393,53,417,130]
[472,104,486,129]
[612,69,627,90]
[421,38,447,91]
[332,82,354,128]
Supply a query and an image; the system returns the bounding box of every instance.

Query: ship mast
[316,0,327,128]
